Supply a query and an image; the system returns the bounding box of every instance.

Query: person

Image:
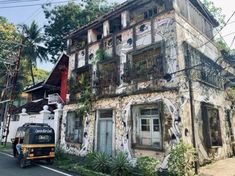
[16,139,22,154]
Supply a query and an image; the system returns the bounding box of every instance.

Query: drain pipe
[184,42,199,174]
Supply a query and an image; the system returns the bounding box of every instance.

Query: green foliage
[55,146,66,161]
[202,0,225,27]
[89,152,111,174]
[215,38,230,52]
[0,16,19,59]
[32,67,49,83]
[94,48,111,63]
[136,156,159,176]
[67,165,109,176]
[168,142,196,176]
[110,152,133,176]
[43,1,117,63]
[202,0,229,51]
[76,73,92,117]
[226,87,235,101]
[21,21,48,85]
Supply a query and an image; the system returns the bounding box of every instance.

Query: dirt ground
[200,157,235,176]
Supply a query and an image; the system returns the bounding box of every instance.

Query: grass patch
[0,143,12,153]
[54,154,110,176]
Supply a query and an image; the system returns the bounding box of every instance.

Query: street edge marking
[0,151,13,158]
[0,151,73,176]
[37,164,73,176]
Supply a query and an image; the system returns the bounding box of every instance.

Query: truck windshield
[35,134,53,144]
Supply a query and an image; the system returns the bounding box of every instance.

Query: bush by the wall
[110,152,133,176]
[168,141,196,176]
[136,156,159,176]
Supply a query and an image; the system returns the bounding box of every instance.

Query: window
[144,8,158,19]
[96,60,119,96]
[65,112,84,144]
[189,46,223,88]
[133,106,162,150]
[201,103,222,148]
[124,47,163,82]
[110,15,122,33]
[176,0,213,38]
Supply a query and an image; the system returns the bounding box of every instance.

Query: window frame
[133,106,163,150]
[201,103,222,148]
[65,111,84,144]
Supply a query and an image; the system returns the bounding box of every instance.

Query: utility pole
[1,31,24,146]
[183,42,199,174]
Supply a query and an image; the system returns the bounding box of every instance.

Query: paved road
[0,151,74,176]
[200,157,235,176]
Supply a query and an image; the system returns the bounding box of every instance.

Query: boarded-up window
[201,103,222,148]
[65,112,84,144]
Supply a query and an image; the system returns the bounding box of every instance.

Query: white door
[139,108,162,149]
[97,114,113,155]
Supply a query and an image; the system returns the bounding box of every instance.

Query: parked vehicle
[11,123,55,168]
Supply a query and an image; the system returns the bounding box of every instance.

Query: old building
[60,0,235,167]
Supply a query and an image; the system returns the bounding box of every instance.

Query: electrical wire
[0,0,78,9]
[0,0,41,5]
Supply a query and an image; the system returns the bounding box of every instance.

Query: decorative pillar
[103,20,110,37]
[54,103,63,145]
[121,10,130,28]
[40,105,51,122]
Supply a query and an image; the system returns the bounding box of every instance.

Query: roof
[45,52,69,86]
[13,99,56,114]
[24,53,69,93]
[24,81,44,93]
[68,0,219,38]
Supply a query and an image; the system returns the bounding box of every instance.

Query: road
[0,151,75,176]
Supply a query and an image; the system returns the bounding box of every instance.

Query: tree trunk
[29,59,35,85]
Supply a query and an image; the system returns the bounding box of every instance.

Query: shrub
[85,152,111,174]
[85,151,97,168]
[93,152,111,173]
[168,141,196,176]
[110,152,133,176]
[136,156,159,176]
[55,146,65,161]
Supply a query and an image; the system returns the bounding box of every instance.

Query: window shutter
[201,103,211,148]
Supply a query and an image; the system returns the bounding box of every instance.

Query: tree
[0,17,19,95]
[21,21,48,85]
[43,0,116,63]
[202,0,229,51]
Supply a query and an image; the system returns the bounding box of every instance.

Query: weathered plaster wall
[175,12,234,163]
[92,91,182,163]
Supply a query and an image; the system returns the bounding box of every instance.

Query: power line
[0,0,41,5]
[230,36,235,48]
[0,0,78,9]
[197,10,235,49]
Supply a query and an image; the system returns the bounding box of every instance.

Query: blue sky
[0,0,125,71]
[0,0,234,72]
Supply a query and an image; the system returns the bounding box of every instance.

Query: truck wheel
[46,159,54,165]
[20,159,26,168]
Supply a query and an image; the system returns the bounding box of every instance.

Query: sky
[0,0,234,72]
